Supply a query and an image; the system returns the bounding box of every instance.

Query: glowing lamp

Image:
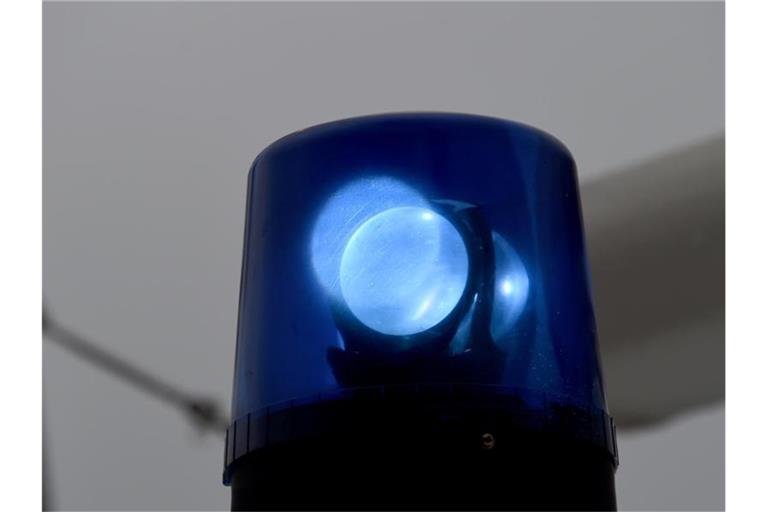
[224,113,618,510]
[338,205,468,337]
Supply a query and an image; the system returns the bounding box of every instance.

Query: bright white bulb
[339,206,469,336]
[311,177,429,295]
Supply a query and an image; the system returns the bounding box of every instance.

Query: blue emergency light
[224,113,617,510]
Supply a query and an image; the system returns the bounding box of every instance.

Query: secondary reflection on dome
[490,232,530,342]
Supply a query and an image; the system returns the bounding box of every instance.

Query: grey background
[43,1,724,510]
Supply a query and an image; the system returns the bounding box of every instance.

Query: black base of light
[225,386,617,511]
[230,431,616,511]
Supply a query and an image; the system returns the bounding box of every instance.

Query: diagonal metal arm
[42,307,228,434]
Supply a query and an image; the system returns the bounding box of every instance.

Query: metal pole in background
[42,307,228,434]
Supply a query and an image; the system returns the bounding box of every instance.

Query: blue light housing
[225,113,616,484]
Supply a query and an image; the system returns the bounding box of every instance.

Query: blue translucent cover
[229,113,608,455]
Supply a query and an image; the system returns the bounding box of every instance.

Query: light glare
[490,233,530,341]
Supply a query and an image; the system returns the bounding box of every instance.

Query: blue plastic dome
[224,113,616,483]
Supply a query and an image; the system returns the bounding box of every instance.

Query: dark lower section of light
[225,386,617,511]
[230,429,615,511]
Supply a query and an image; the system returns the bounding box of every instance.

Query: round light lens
[339,206,469,337]
[311,177,429,294]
